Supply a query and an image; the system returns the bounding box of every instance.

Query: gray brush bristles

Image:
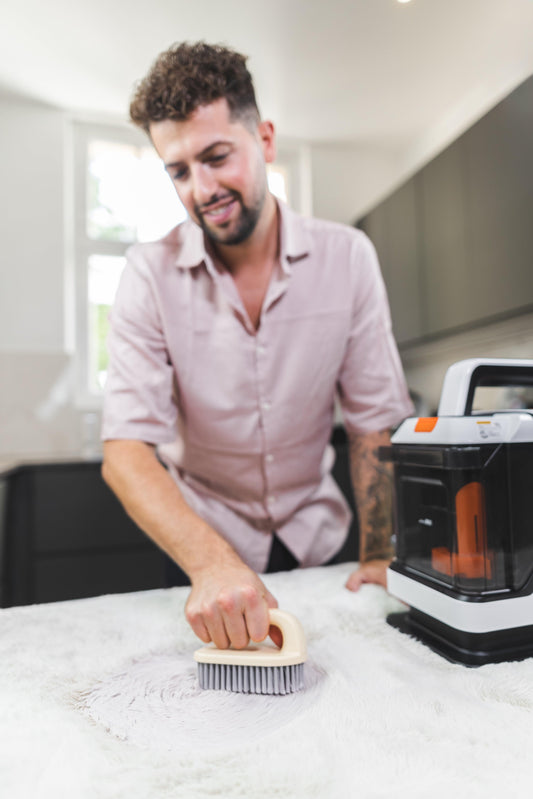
[197,662,305,695]
[193,609,307,695]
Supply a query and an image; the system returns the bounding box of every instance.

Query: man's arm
[344,428,394,592]
[102,440,278,648]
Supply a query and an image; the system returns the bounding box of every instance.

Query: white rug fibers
[2,563,533,799]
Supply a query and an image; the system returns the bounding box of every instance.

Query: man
[102,42,413,652]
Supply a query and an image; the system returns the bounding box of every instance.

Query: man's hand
[186,559,280,649]
[345,558,391,592]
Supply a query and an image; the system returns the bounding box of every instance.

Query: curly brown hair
[129,42,260,133]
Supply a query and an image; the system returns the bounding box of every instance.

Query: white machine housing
[385,358,533,664]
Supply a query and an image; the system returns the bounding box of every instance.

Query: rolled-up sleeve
[337,233,413,434]
[102,245,178,444]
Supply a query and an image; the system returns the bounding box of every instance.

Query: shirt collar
[277,200,311,275]
[174,218,207,269]
[173,199,311,271]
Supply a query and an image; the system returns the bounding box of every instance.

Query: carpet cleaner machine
[383,358,533,665]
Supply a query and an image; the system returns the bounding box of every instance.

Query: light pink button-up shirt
[102,202,413,571]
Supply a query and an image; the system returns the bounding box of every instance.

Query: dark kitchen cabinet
[357,73,533,344]
[0,427,360,607]
[360,200,389,271]
[384,178,424,342]
[0,461,166,607]
[359,177,424,344]
[419,140,470,334]
[463,78,533,320]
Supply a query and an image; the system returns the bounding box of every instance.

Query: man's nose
[190,164,218,206]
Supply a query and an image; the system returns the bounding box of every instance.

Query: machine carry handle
[437,358,533,416]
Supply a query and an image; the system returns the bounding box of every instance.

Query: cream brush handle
[268,609,307,660]
[194,608,307,666]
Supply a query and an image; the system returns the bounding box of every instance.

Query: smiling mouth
[199,195,238,225]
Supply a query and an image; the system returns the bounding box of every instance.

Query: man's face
[149,99,275,246]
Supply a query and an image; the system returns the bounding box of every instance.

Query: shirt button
[257,345,266,355]
[265,454,274,463]
[267,496,277,506]
[262,401,271,411]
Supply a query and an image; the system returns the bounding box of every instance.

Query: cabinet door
[0,478,8,606]
[419,140,470,334]
[358,179,424,344]
[31,463,150,552]
[3,463,166,607]
[33,549,166,604]
[384,178,424,343]
[359,203,389,280]
[464,78,533,319]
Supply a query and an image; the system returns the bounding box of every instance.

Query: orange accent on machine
[432,481,494,579]
[414,417,438,433]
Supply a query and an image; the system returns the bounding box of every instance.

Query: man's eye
[172,169,188,181]
[208,153,227,165]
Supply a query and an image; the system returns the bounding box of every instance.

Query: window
[73,122,186,402]
[267,163,289,203]
[73,122,295,402]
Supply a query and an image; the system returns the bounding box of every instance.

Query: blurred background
[2,0,533,461]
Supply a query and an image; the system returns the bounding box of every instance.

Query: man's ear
[257,120,276,164]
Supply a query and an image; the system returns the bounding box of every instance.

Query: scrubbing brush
[194,608,306,695]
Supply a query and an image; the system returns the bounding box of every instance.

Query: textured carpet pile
[1,562,533,798]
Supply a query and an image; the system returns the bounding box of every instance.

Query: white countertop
[1,562,533,798]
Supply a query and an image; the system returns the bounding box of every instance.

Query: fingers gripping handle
[194,608,307,666]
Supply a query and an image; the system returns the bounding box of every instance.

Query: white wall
[0,92,86,463]
[309,142,402,226]
[0,93,64,351]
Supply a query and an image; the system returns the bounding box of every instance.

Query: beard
[195,178,268,246]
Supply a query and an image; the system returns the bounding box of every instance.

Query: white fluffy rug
[2,562,533,798]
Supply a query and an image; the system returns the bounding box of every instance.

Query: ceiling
[2,0,533,154]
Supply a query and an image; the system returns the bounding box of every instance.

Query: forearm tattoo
[349,430,394,563]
